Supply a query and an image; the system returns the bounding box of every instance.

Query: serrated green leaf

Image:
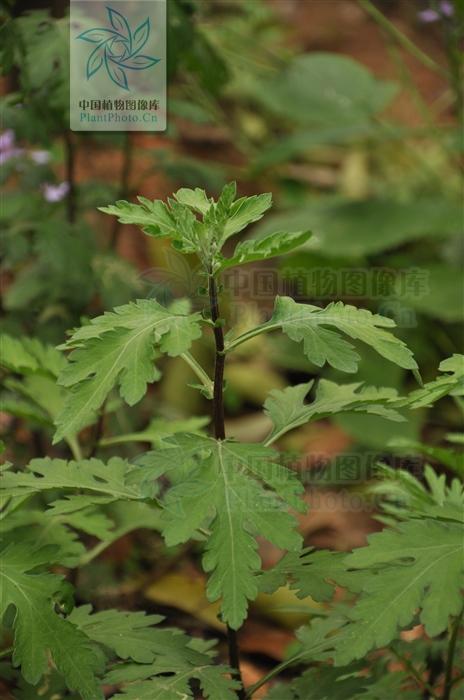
[333,519,464,664]
[0,336,73,443]
[264,379,403,444]
[278,665,420,700]
[196,664,241,700]
[173,187,212,214]
[357,672,421,700]
[1,457,142,502]
[100,185,274,266]
[69,605,201,665]
[60,507,115,539]
[110,664,239,700]
[53,299,202,442]
[396,354,464,409]
[372,463,464,523]
[290,665,365,700]
[22,337,67,376]
[289,615,348,666]
[228,296,417,372]
[218,230,311,271]
[112,677,192,699]
[108,661,240,700]
[143,434,304,628]
[389,438,464,478]
[4,373,66,429]
[265,684,295,700]
[0,510,85,567]
[259,547,359,600]
[0,334,38,373]
[78,502,162,565]
[222,192,273,242]
[215,181,237,222]
[0,395,50,426]
[0,544,103,697]
[99,198,177,239]
[44,494,116,516]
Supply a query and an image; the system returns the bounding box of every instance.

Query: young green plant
[2,184,463,700]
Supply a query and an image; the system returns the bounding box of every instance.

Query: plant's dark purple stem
[208,273,245,700]
[209,275,225,441]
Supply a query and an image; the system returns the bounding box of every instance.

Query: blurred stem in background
[110,133,134,249]
[443,610,464,700]
[360,0,463,125]
[358,0,447,76]
[51,0,77,224]
[433,0,464,125]
[64,130,77,224]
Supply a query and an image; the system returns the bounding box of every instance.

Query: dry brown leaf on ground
[144,570,224,631]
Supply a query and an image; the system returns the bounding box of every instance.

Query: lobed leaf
[54,299,202,442]
[0,510,86,567]
[333,519,464,664]
[0,334,39,373]
[218,230,311,271]
[259,547,360,600]
[388,438,464,478]
[173,187,212,214]
[372,463,464,523]
[270,664,420,700]
[264,378,403,444]
[228,296,417,373]
[0,544,103,697]
[222,192,273,242]
[395,354,464,409]
[98,198,177,238]
[69,605,203,666]
[1,457,142,503]
[142,434,304,628]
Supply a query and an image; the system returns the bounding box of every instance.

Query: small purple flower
[419,1,454,22]
[419,8,440,21]
[0,129,15,151]
[30,150,51,165]
[0,129,24,165]
[440,1,454,16]
[0,149,23,166]
[42,181,70,203]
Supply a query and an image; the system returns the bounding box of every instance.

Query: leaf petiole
[224,323,280,354]
[180,352,214,399]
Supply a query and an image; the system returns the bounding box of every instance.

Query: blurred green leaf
[394,263,464,322]
[253,53,398,127]
[256,197,461,257]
